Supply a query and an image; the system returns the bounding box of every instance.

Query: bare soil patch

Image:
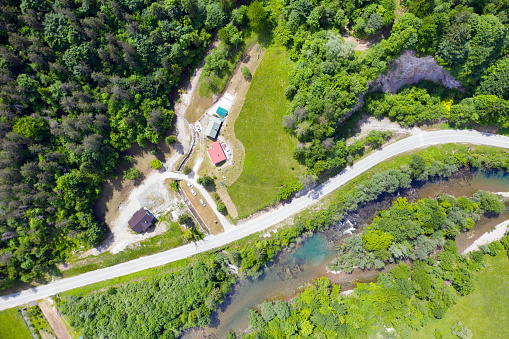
[87,115,192,257]
[38,299,71,339]
[343,26,391,52]
[179,39,220,123]
[181,181,224,234]
[347,115,424,143]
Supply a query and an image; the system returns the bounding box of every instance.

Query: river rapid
[182,168,509,338]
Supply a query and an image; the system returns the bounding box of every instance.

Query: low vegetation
[55,145,509,337]
[0,308,31,339]
[229,47,304,218]
[416,252,509,338]
[244,242,505,338]
[329,191,504,273]
[60,255,235,338]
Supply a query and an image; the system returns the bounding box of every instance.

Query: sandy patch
[350,115,424,142]
[92,174,184,255]
[38,298,71,339]
[462,220,509,254]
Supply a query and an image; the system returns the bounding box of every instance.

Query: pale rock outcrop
[371,50,463,93]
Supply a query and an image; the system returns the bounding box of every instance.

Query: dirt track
[38,299,71,339]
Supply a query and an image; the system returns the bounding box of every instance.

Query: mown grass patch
[0,308,31,339]
[228,46,304,218]
[62,217,184,278]
[415,252,509,339]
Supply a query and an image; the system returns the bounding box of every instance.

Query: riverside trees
[328,191,503,273]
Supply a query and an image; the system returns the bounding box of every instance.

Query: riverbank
[463,220,509,254]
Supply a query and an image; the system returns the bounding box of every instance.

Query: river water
[182,168,509,338]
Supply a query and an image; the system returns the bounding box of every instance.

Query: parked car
[191,189,197,196]
[199,199,206,206]
[187,182,193,188]
[195,123,202,132]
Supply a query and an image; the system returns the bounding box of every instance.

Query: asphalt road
[2,130,509,310]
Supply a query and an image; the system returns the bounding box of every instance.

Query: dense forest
[270,0,509,172]
[0,0,243,288]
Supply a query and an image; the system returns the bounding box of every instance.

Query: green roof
[216,106,228,117]
[205,117,222,139]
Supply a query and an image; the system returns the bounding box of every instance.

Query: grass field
[415,252,509,338]
[0,308,31,339]
[228,46,304,218]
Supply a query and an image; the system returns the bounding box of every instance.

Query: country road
[2,130,509,310]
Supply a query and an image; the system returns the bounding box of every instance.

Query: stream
[182,168,509,338]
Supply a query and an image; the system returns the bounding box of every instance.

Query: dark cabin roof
[128,208,154,233]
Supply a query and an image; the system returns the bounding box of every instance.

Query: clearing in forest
[228,46,304,218]
[414,252,509,338]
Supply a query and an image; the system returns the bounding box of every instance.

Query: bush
[166,135,177,145]
[183,166,192,175]
[217,202,227,214]
[169,180,179,192]
[241,66,252,80]
[150,159,163,170]
[197,175,214,186]
[178,214,193,225]
[276,181,303,201]
[123,167,140,180]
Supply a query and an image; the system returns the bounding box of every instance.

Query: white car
[199,199,206,207]
[191,189,197,196]
[187,182,193,188]
[195,123,202,132]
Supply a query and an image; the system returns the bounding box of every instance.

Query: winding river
[182,168,509,338]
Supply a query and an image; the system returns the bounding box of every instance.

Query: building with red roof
[208,141,226,165]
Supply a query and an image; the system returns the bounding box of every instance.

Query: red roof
[208,141,226,164]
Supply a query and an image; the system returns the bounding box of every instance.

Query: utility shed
[129,208,154,233]
[216,106,228,117]
[205,116,222,139]
[208,141,227,164]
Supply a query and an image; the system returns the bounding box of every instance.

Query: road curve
[2,130,509,310]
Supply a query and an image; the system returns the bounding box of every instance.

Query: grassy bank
[415,252,509,338]
[229,46,304,218]
[61,219,184,278]
[0,308,31,339]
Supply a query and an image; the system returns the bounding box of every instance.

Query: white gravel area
[462,220,509,254]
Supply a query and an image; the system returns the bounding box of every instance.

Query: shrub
[150,159,163,170]
[217,202,227,214]
[123,167,139,180]
[178,214,192,225]
[241,66,252,80]
[276,181,303,201]
[166,135,177,145]
[183,166,192,175]
[169,180,179,192]
[197,175,214,186]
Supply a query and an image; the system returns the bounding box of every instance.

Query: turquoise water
[183,168,509,338]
